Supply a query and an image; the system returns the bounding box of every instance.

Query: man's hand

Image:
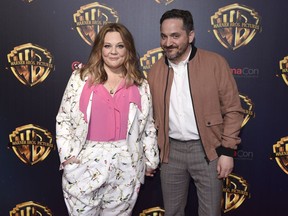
[217,155,234,179]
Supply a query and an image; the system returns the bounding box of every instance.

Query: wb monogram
[239,94,255,128]
[271,137,288,174]
[140,47,163,77]
[7,43,54,86]
[73,2,119,46]
[211,3,261,50]
[9,124,55,165]
[9,201,53,216]
[222,173,251,213]
[279,56,288,86]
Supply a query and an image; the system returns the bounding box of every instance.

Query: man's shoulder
[195,48,226,61]
[152,56,166,68]
[148,57,166,75]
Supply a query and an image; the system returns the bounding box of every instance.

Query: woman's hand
[145,167,156,177]
[62,156,80,167]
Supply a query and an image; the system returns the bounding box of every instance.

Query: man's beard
[163,44,189,61]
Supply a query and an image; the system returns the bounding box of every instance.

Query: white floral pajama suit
[56,71,159,216]
[63,140,139,215]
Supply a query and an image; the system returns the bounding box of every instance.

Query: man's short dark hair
[160,9,194,33]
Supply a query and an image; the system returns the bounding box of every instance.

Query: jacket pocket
[204,113,223,142]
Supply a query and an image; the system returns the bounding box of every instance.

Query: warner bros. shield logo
[7,43,54,87]
[222,173,251,213]
[271,137,288,174]
[10,201,53,216]
[140,206,165,216]
[140,47,163,77]
[73,2,119,46]
[9,124,55,165]
[239,94,255,128]
[279,56,288,86]
[211,3,261,50]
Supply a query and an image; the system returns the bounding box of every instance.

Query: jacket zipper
[186,63,210,164]
[162,65,171,163]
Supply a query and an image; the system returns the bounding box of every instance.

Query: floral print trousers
[62,140,140,216]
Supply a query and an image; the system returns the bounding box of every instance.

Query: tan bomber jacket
[147,45,244,163]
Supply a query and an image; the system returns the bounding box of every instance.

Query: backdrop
[1,0,288,215]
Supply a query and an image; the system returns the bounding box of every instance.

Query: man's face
[160,18,194,64]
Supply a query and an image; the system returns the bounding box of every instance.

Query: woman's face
[102,31,127,71]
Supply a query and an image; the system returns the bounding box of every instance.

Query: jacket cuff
[216,146,237,157]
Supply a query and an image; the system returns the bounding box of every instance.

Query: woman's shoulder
[67,69,88,88]
[138,78,149,88]
[137,78,152,95]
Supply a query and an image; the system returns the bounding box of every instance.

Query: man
[147,9,244,216]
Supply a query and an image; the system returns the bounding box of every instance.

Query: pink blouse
[79,80,141,141]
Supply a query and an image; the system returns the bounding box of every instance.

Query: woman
[56,23,159,215]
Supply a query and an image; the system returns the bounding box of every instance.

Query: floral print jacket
[56,70,159,183]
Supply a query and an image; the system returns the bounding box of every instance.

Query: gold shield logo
[73,2,119,46]
[271,136,288,174]
[7,43,54,87]
[239,94,255,127]
[9,124,55,165]
[279,56,288,86]
[140,47,163,77]
[211,3,261,50]
[154,0,174,5]
[140,206,165,216]
[222,173,251,213]
[10,201,53,216]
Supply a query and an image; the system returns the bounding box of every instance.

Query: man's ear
[188,31,195,44]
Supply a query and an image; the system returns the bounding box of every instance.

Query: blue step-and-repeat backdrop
[1,0,288,215]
